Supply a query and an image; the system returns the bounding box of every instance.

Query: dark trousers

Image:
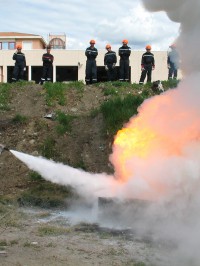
[40,65,53,84]
[12,64,25,81]
[168,63,178,79]
[119,59,130,81]
[85,59,97,84]
[107,63,116,81]
[139,65,152,83]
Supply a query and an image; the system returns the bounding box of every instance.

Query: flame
[112,122,157,182]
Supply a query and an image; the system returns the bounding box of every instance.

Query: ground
[0,82,172,266]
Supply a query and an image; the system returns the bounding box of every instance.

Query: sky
[0,0,180,50]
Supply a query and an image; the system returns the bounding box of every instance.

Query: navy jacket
[104,50,117,65]
[85,46,98,60]
[118,45,131,60]
[13,52,26,66]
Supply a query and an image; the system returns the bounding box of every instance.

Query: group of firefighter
[11,40,180,85]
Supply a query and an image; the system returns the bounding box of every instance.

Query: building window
[2,42,8,50]
[23,41,32,50]
[9,42,15,49]
[0,42,16,50]
[49,38,65,49]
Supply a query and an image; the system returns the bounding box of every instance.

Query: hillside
[0,81,149,198]
[0,80,180,266]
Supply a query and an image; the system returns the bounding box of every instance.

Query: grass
[39,137,56,159]
[29,171,43,181]
[12,113,28,124]
[38,225,71,236]
[162,79,180,89]
[20,181,75,208]
[100,94,144,135]
[44,82,66,106]
[0,240,7,246]
[55,110,74,135]
[64,80,85,92]
[0,202,24,228]
[44,81,85,106]
[0,83,11,110]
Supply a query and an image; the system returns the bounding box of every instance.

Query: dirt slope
[0,84,113,195]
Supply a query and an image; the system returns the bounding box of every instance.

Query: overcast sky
[0,0,180,50]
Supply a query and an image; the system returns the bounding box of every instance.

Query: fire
[112,121,157,182]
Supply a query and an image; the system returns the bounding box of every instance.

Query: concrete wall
[0,49,182,83]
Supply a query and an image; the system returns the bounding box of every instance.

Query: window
[2,42,8,50]
[23,41,32,50]
[0,42,16,50]
[9,42,15,49]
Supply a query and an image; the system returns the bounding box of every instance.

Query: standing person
[167,44,180,80]
[104,44,117,81]
[118,39,131,82]
[139,45,155,84]
[40,45,54,85]
[85,40,98,85]
[12,45,26,82]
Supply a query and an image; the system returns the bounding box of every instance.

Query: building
[49,33,66,49]
[0,32,181,83]
[0,32,46,50]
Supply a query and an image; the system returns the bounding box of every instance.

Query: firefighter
[40,45,54,85]
[12,45,26,82]
[118,39,131,82]
[167,44,180,80]
[104,44,117,81]
[85,40,98,85]
[139,45,155,84]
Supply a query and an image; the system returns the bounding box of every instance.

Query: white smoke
[125,0,200,265]
[10,150,118,199]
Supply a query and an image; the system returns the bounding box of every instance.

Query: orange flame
[112,123,157,182]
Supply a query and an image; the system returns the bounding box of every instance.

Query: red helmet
[122,39,128,44]
[106,44,111,49]
[90,40,95,44]
[146,44,151,50]
[16,44,22,49]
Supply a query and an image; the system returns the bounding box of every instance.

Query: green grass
[0,83,11,110]
[44,81,84,106]
[100,94,144,135]
[29,171,43,181]
[55,110,74,135]
[12,113,28,124]
[38,225,71,236]
[162,79,180,89]
[44,82,66,106]
[39,137,56,159]
[20,181,75,208]
[64,80,85,92]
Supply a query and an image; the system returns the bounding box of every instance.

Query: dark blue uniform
[40,52,54,84]
[12,51,26,81]
[139,52,155,84]
[118,45,131,81]
[104,50,117,81]
[85,46,98,84]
